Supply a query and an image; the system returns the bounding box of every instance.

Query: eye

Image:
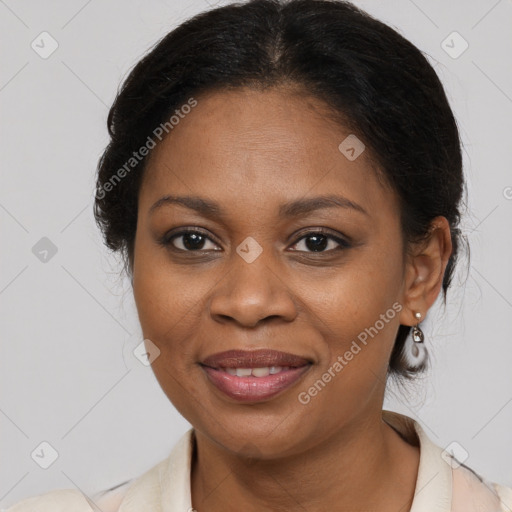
[289,229,351,253]
[159,228,351,254]
[160,228,220,252]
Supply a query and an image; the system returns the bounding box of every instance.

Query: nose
[208,251,298,328]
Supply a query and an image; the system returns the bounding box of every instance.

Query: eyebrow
[148,194,369,218]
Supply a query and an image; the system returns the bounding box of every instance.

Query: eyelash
[158,227,351,254]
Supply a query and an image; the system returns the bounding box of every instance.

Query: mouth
[199,349,313,403]
[200,348,313,369]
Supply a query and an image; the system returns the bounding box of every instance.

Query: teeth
[252,367,270,377]
[223,366,286,377]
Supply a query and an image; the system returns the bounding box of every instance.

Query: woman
[7,0,512,510]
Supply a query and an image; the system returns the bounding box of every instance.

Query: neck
[190,410,419,512]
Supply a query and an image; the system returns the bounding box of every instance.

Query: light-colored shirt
[5,410,512,511]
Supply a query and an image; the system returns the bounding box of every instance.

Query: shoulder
[452,461,512,512]
[92,479,134,511]
[3,429,194,512]
[2,489,95,512]
[3,480,134,512]
[382,410,512,512]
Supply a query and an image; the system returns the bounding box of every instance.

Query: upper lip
[201,349,313,369]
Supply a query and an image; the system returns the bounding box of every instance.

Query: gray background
[1,0,511,507]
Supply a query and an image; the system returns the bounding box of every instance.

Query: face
[132,86,411,458]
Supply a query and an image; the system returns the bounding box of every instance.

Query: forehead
[140,86,395,220]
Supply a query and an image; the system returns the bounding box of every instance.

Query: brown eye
[160,229,220,252]
[289,230,351,253]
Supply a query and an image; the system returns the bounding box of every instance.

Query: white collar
[116,410,509,512]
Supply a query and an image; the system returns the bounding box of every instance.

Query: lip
[200,349,313,403]
[201,364,312,403]
[201,349,313,369]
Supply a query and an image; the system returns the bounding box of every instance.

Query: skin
[131,85,452,512]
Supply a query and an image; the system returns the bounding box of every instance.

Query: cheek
[132,249,207,413]
[133,228,195,328]
[133,266,202,356]
[305,246,404,370]
[294,264,403,428]
[132,238,219,373]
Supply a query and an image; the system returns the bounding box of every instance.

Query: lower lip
[201,365,311,403]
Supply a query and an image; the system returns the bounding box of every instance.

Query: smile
[200,363,312,403]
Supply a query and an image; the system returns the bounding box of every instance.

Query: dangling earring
[403,312,427,368]
[411,312,424,344]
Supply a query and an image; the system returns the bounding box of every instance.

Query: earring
[412,312,424,344]
[403,312,427,369]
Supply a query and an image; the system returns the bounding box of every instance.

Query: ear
[399,216,453,326]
